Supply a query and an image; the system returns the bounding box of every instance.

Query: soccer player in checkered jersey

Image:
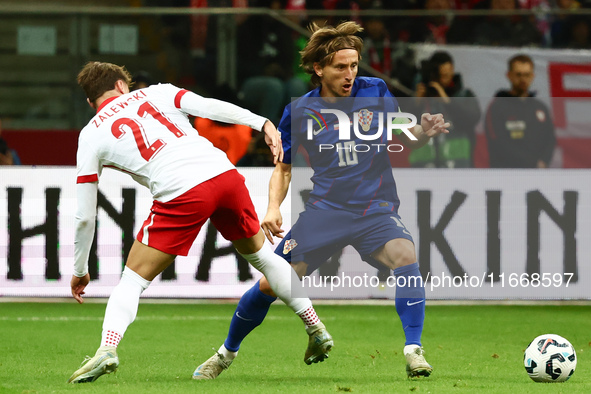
[198,21,450,379]
[67,62,333,383]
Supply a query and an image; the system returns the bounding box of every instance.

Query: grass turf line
[0,303,589,393]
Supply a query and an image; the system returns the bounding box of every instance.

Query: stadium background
[0,0,589,300]
[1,1,590,392]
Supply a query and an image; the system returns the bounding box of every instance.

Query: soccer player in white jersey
[67,62,333,383]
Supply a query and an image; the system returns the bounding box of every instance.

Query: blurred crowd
[177,0,591,49]
[2,0,587,168]
[152,0,591,101]
[158,0,571,168]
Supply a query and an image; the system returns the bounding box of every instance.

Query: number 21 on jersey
[111,101,186,161]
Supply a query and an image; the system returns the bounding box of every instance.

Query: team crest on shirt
[358,109,374,132]
[536,109,546,122]
[283,239,298,254]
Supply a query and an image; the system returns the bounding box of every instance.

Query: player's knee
[232,230,265,255]
[258,277,276,297]
[395,249,416,269]
[291,261,308,279]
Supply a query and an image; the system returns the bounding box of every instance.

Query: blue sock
[224,280,277,352]
[393,262,425,346]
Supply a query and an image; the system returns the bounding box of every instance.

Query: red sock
[101,330,122,348]
[298,306,320,327]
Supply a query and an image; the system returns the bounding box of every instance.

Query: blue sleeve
[380,81,399,113]
[368,77,398,109]
[380,79,393,98]
[278,105,295,165]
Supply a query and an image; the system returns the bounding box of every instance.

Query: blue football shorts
[274,205,414,274]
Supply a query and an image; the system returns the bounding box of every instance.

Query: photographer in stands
[411,51,481,168]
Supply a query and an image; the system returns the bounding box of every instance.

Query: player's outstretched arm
[398,113,450,149]
[261,162,292,244]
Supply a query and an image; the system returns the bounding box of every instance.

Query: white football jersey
[77,83,266,202]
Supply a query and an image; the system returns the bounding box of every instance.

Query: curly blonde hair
[300,21,364,86]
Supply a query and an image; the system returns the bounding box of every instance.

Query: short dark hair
[429,51,454,68]
[77,62,133,104]
[508,54,534,71]
[421,51,453,83]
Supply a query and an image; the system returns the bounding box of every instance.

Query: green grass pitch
[0,302,589,393]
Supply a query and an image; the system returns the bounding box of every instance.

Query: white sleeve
[76,135,101,183]
[178,90,267,131]
[73,182,98,277]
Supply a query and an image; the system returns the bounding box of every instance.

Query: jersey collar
[96,96,119,113]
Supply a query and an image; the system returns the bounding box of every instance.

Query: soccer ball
[524,334,576,382]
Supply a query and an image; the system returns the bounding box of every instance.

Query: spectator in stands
[334,0,409,28]
[550,0,582,47]
[410,51,481,167]
[361,17,395,75]
[0,117,21,166]
[360,16,417,97]
[189,0,250,93]
[513,1,552,45]
[410,0,455,44]
[449,0,550,45]
[446,0,487,43]
[565,16,591,48]
[472,0,542,46]
[195,84,254,165]
[485,54,556,168]
[285,4,330,92]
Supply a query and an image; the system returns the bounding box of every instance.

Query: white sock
[404,344,420,356]
[218,344,237,361]
[240,246,312,314]
[100,266,151,348]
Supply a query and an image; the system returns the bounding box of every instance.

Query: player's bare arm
[262,120,284,164]
[398,113,450,149]
[261,162,292,244]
